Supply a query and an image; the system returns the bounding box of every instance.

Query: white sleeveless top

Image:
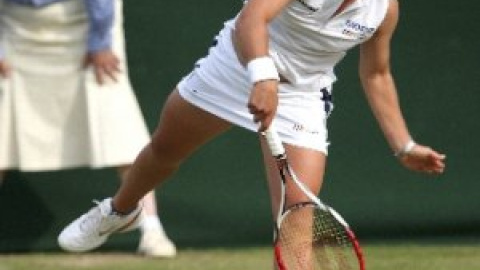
[268,0,389,91]
[178,0,390,152]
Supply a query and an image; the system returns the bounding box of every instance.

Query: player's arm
[233,0,293,131]
[358,0,445,174]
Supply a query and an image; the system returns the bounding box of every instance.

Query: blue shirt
[0,0,114,58]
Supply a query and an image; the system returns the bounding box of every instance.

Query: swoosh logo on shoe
[98,211,141,237]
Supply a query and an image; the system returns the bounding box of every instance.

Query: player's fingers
[260,115,274,132]
[429,150,446,161]
[426,163,444,174]
[428,168,444,175]
[248,105,258,115]
[254,114,268,130]
[258,122,268,132]
[429,153,446,170]
[404,156,440,174]
[252,114,260,124]
[433,161,445,174]
[250,111,271,131]
[248,104,265,120]
[423,158,445,174]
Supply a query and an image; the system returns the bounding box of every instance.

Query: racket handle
[263,126,285,157]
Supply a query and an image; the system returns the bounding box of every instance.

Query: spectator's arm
[84,0,114,53]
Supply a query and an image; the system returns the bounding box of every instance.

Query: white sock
[140,215,163,233]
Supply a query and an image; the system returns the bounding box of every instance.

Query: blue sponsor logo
[342,19,376,39]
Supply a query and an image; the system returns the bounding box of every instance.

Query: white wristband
[394,140,416,158]
[246,57,279,84]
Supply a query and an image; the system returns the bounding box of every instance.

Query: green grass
[1,244,479,270]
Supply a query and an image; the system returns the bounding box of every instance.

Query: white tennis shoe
[58,198,142,252]
[138,228,177,258]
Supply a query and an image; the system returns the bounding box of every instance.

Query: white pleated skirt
[0,0,150,171]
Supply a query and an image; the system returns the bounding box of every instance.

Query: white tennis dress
[0,0,150,171]
[179,0,389,153]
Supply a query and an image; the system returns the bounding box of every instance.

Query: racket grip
[263,126,285,157]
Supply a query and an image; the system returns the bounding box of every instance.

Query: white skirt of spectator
[0,0,150,171]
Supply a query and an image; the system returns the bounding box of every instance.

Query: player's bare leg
[116,165,177,257]
[260,138,327,215]
[112,88,232,213]
[260,137,327,270]
[58,88,232,252]
[116,166,164,221]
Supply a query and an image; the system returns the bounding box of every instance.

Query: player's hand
[398,144,446,175]
[248,80,279,131]
[0,60,11,78]
[84,50,121,85]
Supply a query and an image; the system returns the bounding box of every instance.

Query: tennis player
[58,0,446,254]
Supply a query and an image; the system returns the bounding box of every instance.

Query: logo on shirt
[342,19,376,39]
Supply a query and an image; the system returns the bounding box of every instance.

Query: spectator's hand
[248,80,279,132]
[0,60,11,78]
[399,144,446,175]
[84,50,120,85]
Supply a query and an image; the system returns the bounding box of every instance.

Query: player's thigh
[260,137,326,214]
[283,144,327,194]
[150,88,232,161]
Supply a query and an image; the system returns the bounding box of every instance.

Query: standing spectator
[0,0,176,257]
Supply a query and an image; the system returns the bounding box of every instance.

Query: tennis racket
[262,126,365,270]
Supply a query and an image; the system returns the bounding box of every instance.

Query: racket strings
[278,206,357,270]
[313,209,356,270]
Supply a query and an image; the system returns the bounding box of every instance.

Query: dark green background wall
[1,0,479,252]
